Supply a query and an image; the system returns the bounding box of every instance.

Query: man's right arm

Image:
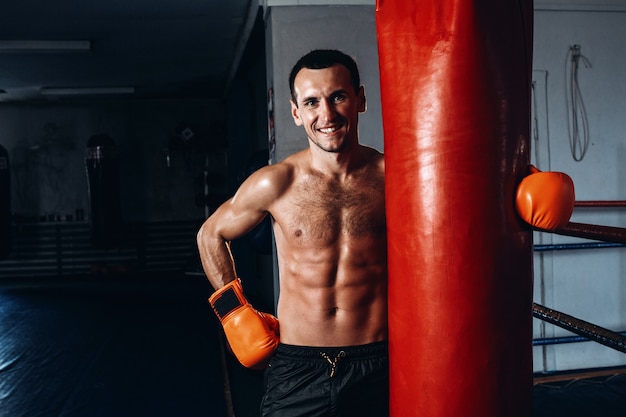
[196,163,281,289]
[196,164,286,369]
[196,203,243,290]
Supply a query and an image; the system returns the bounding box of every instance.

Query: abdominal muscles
[274,236,388,347]
[271,164,387,346]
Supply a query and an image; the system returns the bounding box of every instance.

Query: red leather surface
[376,1,535,415]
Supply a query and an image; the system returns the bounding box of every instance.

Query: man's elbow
[196,221,212,249]
[197,220,228,249]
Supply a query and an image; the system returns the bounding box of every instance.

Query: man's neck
[308,143,365,178]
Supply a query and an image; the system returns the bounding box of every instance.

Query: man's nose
[318,99,336,121]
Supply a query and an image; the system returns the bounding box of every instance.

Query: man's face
[290,64,365,153]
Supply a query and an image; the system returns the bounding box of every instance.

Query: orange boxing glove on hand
[515,165,575,230]
[209,278,279,369]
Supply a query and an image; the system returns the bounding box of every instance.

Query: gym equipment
[0,144,11,258]
[85,134,123,249]
[377,0,534,415]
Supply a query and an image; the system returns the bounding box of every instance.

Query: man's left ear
[358,86,366,113]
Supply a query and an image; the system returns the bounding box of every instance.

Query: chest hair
[286,173,385,242]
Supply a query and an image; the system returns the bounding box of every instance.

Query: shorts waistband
[276,340,387,360]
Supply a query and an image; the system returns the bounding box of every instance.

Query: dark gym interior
[1,2,625,416]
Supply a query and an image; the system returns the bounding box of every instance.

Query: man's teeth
[319,127,338,133]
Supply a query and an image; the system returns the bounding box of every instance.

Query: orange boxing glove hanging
[515,165,575,230]
[209,278,279,369]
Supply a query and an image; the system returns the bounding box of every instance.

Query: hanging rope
[566,44,592,162]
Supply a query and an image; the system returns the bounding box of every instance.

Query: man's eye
[333,95,346,102]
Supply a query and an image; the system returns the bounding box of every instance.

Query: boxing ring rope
[545,202,626,246]
[533,331,626,347]
[535,203,626,250]
[533,303,626,354]
[539,222,626,245]
[535,242,625,252]
[575,200,626,208]
[532,220,626,353]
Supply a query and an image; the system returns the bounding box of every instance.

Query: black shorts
[260,341,389,417]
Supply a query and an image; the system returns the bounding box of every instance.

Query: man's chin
[312,140,344,153]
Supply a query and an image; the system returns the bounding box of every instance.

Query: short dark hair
[288,49,361,103]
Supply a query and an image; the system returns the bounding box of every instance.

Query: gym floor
[0,273,624,417]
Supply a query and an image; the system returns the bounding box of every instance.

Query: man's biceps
[221,209,267,239]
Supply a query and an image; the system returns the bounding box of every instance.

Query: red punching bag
[377,1,534,416]
[0,144,10,258]
[85,134,123,249]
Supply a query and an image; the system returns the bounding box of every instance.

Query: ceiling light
[40,87,135,96]
[0,40,91,53]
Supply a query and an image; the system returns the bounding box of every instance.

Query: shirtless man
[197,49,388,417]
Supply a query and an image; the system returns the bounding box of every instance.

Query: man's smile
[317,125,342,134]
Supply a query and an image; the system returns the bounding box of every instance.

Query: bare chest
[273,175,386,244]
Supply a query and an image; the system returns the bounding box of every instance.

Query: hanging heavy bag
[0,144,10,258]
[85,134,123,249]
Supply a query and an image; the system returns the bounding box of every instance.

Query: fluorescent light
[40,87,135,96]
[0,40,91,53]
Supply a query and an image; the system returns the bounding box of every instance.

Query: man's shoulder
[360,144,384,157]
[358,145,384,171]
[264,149,310,177]
[242,157,297,199]
[258,156,297,178]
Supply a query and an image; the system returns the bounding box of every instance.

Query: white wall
[532,4,626,372]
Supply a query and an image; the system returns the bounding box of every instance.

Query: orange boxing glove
[209,278,279,369]
[515,165,575,230]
